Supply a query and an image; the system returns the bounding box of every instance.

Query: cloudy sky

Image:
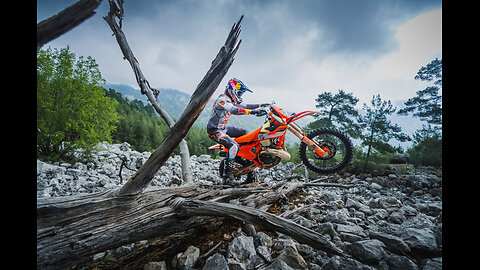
[37,0,441,140]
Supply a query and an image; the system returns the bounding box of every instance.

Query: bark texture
[37,0,103,49]
[37,182,346,269]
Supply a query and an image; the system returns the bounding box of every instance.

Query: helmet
[225,78,253,105]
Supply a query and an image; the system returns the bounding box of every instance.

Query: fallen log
[37,182,345,269]
[172,197,344,256]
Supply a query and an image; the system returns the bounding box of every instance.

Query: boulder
[144,261,167,270]
[401,227,438,257]
[227,235,256,270]
[347,239,387,265]
[320,255,374,270]
[270,244,307,270]
[385,253,419,270]
[176,245,200,270]
[254,232,273,248]
[369,231,410,255]
[203,253,228,270]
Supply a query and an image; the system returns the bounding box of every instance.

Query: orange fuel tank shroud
[235,126,262,160]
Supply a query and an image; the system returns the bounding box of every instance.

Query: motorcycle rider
[207,78,270,186]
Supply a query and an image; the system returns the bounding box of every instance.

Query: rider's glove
[250,108,267,116]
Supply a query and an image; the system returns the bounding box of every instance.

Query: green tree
[37,46,119,161]
[397,58,442,167]
[406,126,442,167]
[398,58,442,127]
[358,94,410,169]
[306,90,360,138]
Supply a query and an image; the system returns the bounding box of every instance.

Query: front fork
[270,114,328,157]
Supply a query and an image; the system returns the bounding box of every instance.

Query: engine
[258,153,281,168]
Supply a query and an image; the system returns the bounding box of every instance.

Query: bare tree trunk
[103,0,193,184]
[37,0,103,50]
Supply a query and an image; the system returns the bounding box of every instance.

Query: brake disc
[314,141,336,160]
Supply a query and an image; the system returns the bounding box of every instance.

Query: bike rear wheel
[298,128,353,174]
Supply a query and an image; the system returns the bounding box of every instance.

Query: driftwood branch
[173,198,344,256]
[116,15,243,196]
[37,0,103,50]
[103,0,194,184]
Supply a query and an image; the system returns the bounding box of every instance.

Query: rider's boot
[243,170,257,184]
[223,159,241,186]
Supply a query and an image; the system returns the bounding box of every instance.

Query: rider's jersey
[207,93,260,132]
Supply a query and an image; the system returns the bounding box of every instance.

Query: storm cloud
[37,0,441,115]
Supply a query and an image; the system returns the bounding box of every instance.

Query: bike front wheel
[298,128,353,174]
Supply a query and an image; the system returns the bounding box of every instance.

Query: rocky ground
[37,142,442,269]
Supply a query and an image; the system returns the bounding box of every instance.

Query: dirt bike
[208,104,354,182]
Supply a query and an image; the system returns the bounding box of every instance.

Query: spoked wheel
[299,128,353,174]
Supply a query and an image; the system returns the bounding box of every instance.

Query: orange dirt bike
[209,104,353,181]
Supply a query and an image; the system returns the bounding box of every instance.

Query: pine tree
[397,58,442,167]
[358,94,410,168]
[398,58,442,127]
[307,90,360,138]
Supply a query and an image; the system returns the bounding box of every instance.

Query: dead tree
[103,0,193,184]
[37,0,103,50]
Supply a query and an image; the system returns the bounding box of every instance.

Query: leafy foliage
[104,88,214,156]
[105,88,168,152]
[357,94,410,168]
[398,58,442,167]
[398,58,442,126]
[406,125,442,167]
[306,90,361,138]
[37,47,119,162]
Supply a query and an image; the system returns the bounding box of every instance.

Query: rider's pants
[207,126,247,160]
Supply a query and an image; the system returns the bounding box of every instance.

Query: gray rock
[316,222,337,241]
[422,257,442,270]
[407,175,431,190]
[254,232,273,248]
[320,255,374,270]
[417,202,442,217]
[347,239,387,265]
[271,244,307,270]
[370,182,383,191]
[335,224,367,238]
[385,253,419,270]
[387,211,406,224]
[339,232,364,243]
[324,209,350,224]
[203,253,228,270]
[369,231,410,255]
[144,261,167,270]
[177,245,200,270]
[401,227,438,256]
[227,235,256,270]
[255,245,272,263]
[264,259,296,270]
[227,260,247,270]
